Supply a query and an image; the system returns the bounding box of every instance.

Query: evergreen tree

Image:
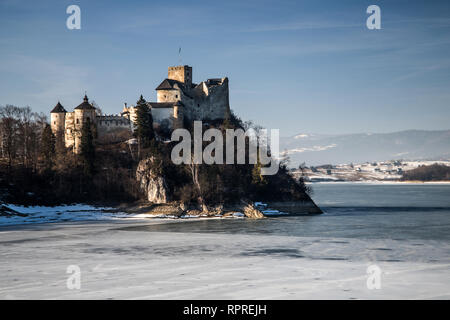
[80,118,95,176]
[251,155,266,186]
[40,124,55,169]
[134,95,155,155]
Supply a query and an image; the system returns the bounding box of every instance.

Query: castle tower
[73,95,97,153]
[50,101,67,135]
[74,94,96,128]
[168,65,192,88]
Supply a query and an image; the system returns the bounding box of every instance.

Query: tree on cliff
[251,156,266,186]
[40,124,55,169]
[80,118,95,176]
[134,95,154,158]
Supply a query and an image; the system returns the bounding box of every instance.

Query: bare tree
[90,100,103,116]
[0,105,21,169]
[0,105,48,171]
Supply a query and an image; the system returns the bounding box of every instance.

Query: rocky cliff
[135,156,322,218]
[136,157,169,204]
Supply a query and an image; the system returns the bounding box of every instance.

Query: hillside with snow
[280,130,450,167]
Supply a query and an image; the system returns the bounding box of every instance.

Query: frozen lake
[0,183,449,299]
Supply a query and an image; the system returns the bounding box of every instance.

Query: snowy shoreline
[0,203,284,227]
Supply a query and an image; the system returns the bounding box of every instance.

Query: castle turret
[73,95,97,153]
[168,65,192,89]
[50,101,67,135]
[74,95,96,127]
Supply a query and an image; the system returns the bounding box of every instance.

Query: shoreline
[0,199,322,227]
[0,204,243,228]
[307,180,450,185]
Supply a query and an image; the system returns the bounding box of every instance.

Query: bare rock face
[136,157,169,204]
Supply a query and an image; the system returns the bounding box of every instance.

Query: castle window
[54,121,56,125]
[175,95,178,98]
[76,119,79,124]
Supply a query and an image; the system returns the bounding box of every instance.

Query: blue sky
[1,0,449,136]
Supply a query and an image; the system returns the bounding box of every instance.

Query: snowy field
[0,219,449,299]
[0,204,157,226]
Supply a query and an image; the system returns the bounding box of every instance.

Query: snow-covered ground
[0,203,290,226]
[293,160,450,182]
[0,220,448,299]
[0,204,172,226]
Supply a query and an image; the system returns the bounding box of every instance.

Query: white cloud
[282,144,337,155]
[294,134,309,139]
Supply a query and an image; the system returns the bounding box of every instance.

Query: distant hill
[401,164,450,181]
[280,130,450,167]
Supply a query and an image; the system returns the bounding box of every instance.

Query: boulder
[241,201,264,219]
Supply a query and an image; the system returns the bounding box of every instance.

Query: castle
[50,65,230,153]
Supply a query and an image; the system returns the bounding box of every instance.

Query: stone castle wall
[188,77,229,121]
